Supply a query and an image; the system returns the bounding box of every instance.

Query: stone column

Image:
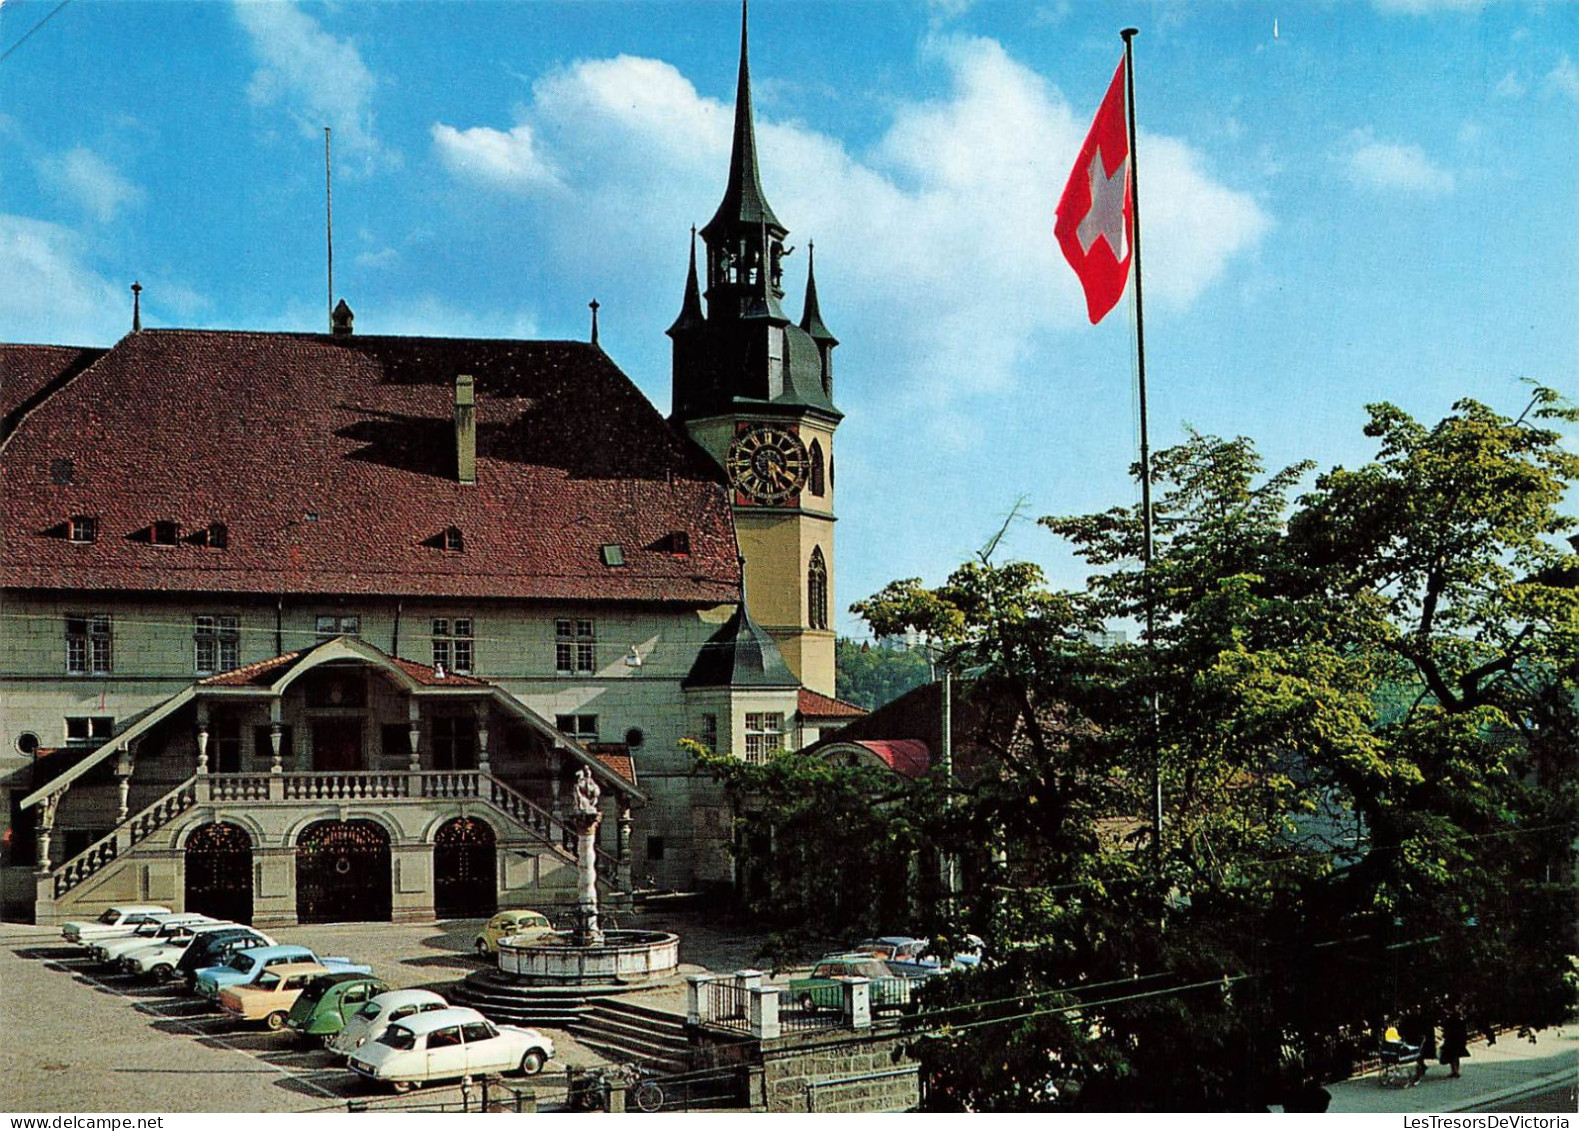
[748,985,781,1040]
[35,791,62,873]
[114,749,132,823]
[407,698,422,772]
[570,766,603,946]
[616,797,633,894]
[195,702,210,775]
[685,974,711,1026]
[839,976,872,1030]
[269,723,284,774]
[548,748,563,819]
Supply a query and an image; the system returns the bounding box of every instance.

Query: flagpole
[1120,26,1163,877]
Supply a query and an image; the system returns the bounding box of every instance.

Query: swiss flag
[1054,59,1132,324]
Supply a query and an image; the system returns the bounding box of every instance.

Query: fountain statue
[570,765,603,947]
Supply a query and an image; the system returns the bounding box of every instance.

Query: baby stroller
[1377,1026,1423,1088]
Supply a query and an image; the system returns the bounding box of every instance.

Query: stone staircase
[448,970,693,1074]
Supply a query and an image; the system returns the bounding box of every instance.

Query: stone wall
[692,1024,919,1114]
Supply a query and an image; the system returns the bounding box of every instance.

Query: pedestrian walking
[1440,1009,1470,1078]
[1400,1010,1436,1084]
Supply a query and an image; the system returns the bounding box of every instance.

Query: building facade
[0,9,861,925]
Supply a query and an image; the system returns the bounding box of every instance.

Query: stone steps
[575,999,692,1074]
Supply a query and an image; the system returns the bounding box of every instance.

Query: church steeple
[800,243,837,395]
[702,1,782,244]
[667,226,705,337]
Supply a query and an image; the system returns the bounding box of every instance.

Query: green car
[285,973,389,1043]
[788,954,911,1013]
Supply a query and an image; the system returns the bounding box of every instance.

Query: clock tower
[669,1,841,696]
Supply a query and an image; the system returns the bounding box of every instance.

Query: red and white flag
[1054,59,1132,324]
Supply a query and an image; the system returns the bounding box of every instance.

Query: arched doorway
[434,817,497,919]
[296,820,392,923]
[185,822,253,923]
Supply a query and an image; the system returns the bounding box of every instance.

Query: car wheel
[152,965,173,982]
[518,1050,545,1076]
[475,940,490,957]
[392,1081,413,1095]
[799,994,817,1013]
[265,1011,287,1031]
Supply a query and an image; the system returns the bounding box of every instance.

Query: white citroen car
[348,1007,553,1091]
[328,988,451,1057]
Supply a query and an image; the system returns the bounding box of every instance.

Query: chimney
[455,374,476,485]
[331,299,354,337]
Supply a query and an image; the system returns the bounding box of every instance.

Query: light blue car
[193,944,371,1000]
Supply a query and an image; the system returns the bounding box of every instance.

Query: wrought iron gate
[434,817,496,919]
[296,819,392,923]
[185,822,253,924]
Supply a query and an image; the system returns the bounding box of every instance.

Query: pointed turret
[799,243,837,346]
[701,1,782,243]
[667,227,706,337]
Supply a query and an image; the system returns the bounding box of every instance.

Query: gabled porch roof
[20,636,646,808]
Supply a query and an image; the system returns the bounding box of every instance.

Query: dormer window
[206,522,228,549]
[669,531,690,556]
[152,520,179,546]
[601,544,626,567]
[444,526,464,552]
[67,516,97,544]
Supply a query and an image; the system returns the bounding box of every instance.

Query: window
[443,526,464,552]
[698,713,718,752]
[151,520,179,545]
[315,614,361,642]
[204,522,229,549]
[195,615,241,674]
[212,716,242,773]
[744,712,784,765]
[431,716,478,771]
[64,716,113,747]
[431,618,474,674]
[555,619,595,675]
[381,724,411,762]
[808,547,829,631]
[68,515,97,543]
[428,1027,463,1049]
[600,544,625,567]
[809,440,825,497]
[462,1021,496,1043]
[555,715,598,745]
[65,614,112,675]
[646,836,666,861]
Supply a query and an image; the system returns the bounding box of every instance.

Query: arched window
[808,547,829,630]
[809,439,826,497]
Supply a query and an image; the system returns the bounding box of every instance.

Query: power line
[0,0,71,66]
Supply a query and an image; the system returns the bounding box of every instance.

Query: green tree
[775,393,1578,1110]
[834,636,934,710]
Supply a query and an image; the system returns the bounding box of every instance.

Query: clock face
[726,426,810,505]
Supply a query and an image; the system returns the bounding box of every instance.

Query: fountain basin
[497,929,680,985]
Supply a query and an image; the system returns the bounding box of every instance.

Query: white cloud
[431,122,560,191]
[1372,0,1483,12]
[1547,55,1579,101]
[0,215,126,345]
[232,1,380,169]
[429,36,1269,410]
[1342,131,1455,195]
[36,147,144,223]
[1493,70,1526,98]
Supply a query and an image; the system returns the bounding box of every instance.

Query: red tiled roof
[852,739,931,779]
[797,687,867,719]
[197,651,308,687]
[1,343,104,443]
[586,744,637,787]
[1,330,739,603]
[390,656,490,687]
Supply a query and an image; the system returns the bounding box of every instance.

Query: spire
[666,227,705,337]
[701,0,782,241]
[589,298,600,346]
[130,281,142,333]
[683,554,798,689]
[799,242,837,345]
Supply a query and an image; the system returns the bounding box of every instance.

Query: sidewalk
[1327,1023,1578,1114]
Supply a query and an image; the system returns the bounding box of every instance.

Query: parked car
[91,914,218,965]
[194,944,371,1000]
[326,989,451,1057]
[176,928,275,985]
[789,954,913,1012]
[123,921,248,981]
[285,973,391,1044]
[854,937,941,979]
[219,963,337,1030]
[473,910,555,956]
[348,1007,553,1092]
[61,905,172,945]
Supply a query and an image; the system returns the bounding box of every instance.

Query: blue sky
[3,0,1576,636]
